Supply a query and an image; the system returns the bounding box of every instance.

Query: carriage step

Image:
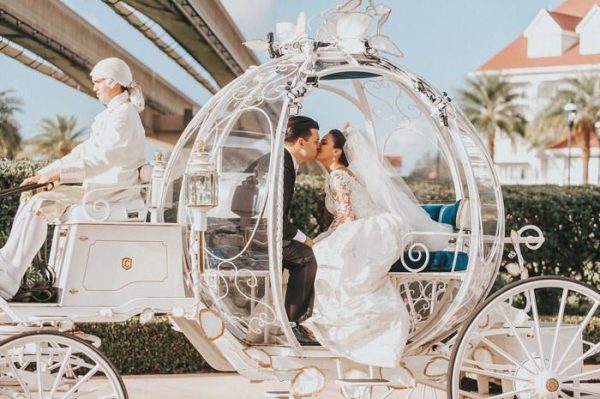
[336,378,390,387]
[264,390,291,398]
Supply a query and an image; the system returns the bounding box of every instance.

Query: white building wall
[524,10,578,58]
[577,6,600,54]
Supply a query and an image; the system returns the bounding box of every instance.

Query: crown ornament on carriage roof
[243,0,403,58]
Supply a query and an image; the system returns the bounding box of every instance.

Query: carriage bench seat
[390,251,468,273]
[390,200,470,273]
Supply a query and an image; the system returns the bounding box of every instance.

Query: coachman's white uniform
[0,91,146,299]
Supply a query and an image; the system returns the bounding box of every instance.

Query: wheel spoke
[561,384,600,396]
[64,385,106,398]
[488,387,536,399]
[563,366,600,381]
[500,306,542,372]
[554,301,599,372]
[459,387,534,399]
[6,352,33,399]
[59,364,101,399]
[562,342,600,376]
[480,335,536,375]
[528,289,546,369]
[550,289,569,368]
[460,365,532,382]
[36,343,43,399]
[49,346,73,399]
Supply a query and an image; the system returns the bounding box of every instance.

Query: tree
[30,115,85,159]
[0,90,23,159]
[531,75,600,185]
[458,75,527,161]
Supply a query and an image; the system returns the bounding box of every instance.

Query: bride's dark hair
[328,129,349,167]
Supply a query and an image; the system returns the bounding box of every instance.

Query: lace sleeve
[329,170,356,229]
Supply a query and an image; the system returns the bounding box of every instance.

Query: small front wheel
[448,276,600,398]
[0,330,128,398]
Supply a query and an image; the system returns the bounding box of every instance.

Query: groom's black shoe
[291,325,320,346]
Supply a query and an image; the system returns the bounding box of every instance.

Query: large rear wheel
[448,276,600,398]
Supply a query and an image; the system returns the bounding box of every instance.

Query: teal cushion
[420,200,461,230]
[421,204,443,221]
[390,250,468,273]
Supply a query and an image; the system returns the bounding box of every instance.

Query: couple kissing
[282,116,451,368]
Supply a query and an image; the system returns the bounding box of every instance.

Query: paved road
[123,372,599,398]
[122,373,435,399]
[123,373,291,399]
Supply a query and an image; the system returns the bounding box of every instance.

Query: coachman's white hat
[90,57,145,112]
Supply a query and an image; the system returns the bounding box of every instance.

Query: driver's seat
[63,164,152,223]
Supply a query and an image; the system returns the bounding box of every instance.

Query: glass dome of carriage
[157,43,504,348]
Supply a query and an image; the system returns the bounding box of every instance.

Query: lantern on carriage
[186,141,218,273]
[186,141,218,213]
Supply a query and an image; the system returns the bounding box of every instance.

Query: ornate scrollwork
[363,78,423,130]
[504,225,545,280]
[401,242,431,273]
[393,276,453,335]
[203,264,278,336]
[82,199,110,222]
[413,78,453,128]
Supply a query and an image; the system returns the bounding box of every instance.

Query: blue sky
[0,0,563,142]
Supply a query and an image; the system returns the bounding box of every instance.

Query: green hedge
[502,185,600,286]
[1,161,599,374]
[0,159,47,243]
[78,318,210,374]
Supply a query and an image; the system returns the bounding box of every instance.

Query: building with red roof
[475,0,600,185]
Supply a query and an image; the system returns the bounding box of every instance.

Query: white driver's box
[52,222,186,307]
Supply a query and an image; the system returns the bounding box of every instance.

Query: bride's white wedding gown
[303,168,411,368]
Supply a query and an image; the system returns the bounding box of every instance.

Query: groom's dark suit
[282,149,317,323]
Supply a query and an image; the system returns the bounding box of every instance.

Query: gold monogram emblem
[121,257,133,271]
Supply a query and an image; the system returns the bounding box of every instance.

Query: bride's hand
[304,237,313,248]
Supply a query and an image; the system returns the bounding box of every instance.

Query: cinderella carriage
[0,2,599,398]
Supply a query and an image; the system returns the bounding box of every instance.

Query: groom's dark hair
[285,116,319,143]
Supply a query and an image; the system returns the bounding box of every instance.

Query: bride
[302,128,450,368]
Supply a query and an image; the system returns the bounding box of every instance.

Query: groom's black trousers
[282,240,317,323]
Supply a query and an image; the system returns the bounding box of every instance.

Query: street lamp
[563,100,577,186]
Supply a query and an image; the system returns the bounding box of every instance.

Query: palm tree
[0,90,23,159]
[531,75,600,185]
[30,115,85,159]
[458,75,527,161]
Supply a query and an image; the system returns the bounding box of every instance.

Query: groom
[283,116,320,344]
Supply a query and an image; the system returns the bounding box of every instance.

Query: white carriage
[1,3,599,398]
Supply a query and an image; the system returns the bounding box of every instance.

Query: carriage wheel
[448,276,600,399]
[0,330,128,398]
